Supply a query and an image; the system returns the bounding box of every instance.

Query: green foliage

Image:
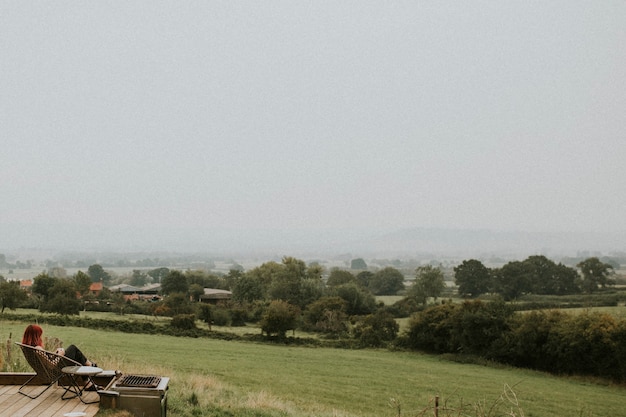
[405,300,626,382]
[368,267,405,295]
[171,314,197,330]
[189,283,205,301]
[31,273,56,305]
[454,259,491,298]
[491,256,583,300]
[408,265,446,304]
[355,270,373,289]
[87,264,112,284]
[198,304,214,326]
[41,278,82,315]
[260,300,300,338]
[0,280,27,313]
[326,268,354,287]
[129,269,150,287]
[578,257,615,293]
[351,310,398,347]
[73,270,92,296]
[211,307,232,326]
[297,278,324,309]
[232,274,265,302]
[330,283,376,315]
[164,292,194,315]
[147,267,170,283]
[161,270,190,295]
[350,258,367,270]
[230,307,248,326]
[302,296,348,335]
[267,257,307,306]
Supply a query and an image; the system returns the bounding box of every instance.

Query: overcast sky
[1,2,625,253]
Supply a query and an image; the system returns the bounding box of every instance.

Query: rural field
[2,317,625,417]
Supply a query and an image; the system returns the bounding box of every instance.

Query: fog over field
[1,2,625,260]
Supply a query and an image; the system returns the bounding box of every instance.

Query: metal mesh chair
[15,342,82,399]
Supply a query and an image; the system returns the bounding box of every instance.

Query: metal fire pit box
[107,374,169,417]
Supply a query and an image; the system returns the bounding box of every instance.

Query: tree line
[0,252,621,376]
[454,255,616,299]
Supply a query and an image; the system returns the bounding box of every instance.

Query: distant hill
[1,223,625,260]
[344,227,626,259]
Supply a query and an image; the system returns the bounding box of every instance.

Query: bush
[230,308,248,326]
[260,300,300,338]
[405,300,626,382]
[211,307,231,326]
[352,311,399,347]
[170,314,197,331]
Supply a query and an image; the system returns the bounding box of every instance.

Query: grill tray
[116,374,162,388]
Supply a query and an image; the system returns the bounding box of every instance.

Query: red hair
[22,324,43,347]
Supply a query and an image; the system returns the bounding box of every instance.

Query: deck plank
[0,385,99,417]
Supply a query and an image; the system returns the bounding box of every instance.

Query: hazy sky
[2,2,625,252]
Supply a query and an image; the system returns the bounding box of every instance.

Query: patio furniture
[15,342,82,399]
[61,365,104,404]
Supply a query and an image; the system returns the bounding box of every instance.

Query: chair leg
[18,375,55,399]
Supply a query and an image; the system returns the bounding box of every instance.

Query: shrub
[211,307,231,326]
[170,314,197,331]
[352,311,399,347]
[260,300,300,338]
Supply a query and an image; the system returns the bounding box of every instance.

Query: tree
[260,300,300,338]
[326,269,355,287]
[577,257,615,293]
[247,261,284,298]
[31,273,57,306]
[164,292,194,315]
[74,271,92,296]
[521,256,580,295]
[161,270,189,296]
[189,284,205,301]
[268,257,307,306]
[355,271,373,289]
[0,280,27,313]
[454,259,491,298]
[232,274,265,303]
[368,267,405,295]
[352,311,399,347]
[550,263,581,295]
[87,264,112,285]
[110,292,128,315]
[331,283,376,315]
[198,304,214,330]
[298,278,324,308]
[130,269,150,287]
[302,296,348,334]
[492,261,531,301]
[306,263,325,282]
[410,265,446,304]
[42,279,81,315]
[148,267,170,283]
[350,258,367,270]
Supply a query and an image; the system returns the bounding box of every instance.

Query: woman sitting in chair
[22,324,100,390]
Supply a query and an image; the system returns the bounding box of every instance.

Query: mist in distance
[1,2,625,261]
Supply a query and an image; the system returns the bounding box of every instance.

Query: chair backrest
[15,342,81,383]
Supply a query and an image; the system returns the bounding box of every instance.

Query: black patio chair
[15,342,82,399]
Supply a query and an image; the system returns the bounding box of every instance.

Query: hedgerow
[403,300,626,382]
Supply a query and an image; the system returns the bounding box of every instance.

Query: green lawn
[2,319,625,417]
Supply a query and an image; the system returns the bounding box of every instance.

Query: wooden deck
[0,383,100,417]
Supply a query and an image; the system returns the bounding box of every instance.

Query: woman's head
[22,324,43,347]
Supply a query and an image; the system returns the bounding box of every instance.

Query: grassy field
[2,319,625,417]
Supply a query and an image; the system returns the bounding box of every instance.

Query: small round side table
[61,365,103,404]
